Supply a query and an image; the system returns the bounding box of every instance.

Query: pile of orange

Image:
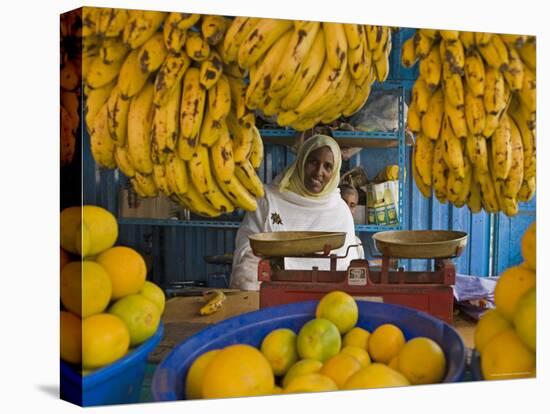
[60,205,166,372]
[184,290,449,400]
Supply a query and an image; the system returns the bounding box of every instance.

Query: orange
[340,346,371,367]
[82,313,130,369]
[185,349,220,399]
[282,359,323,388]
[513,288,536,352]
[320,353,362,388]
[344,363,410,389]
[60,247,71,272]
[297,318,341,362]
[61,261,112,318]
[342,326,370,350]
[315,291,358,334]
[202,344,274,398]
[283,373,338,394]
[481,328,535,380]
[60,311,81,364]
[494,265,536,321]
[397,337,447,384]
[368,323,405,364]
[260,328,298,376]
[109,294,161,346]
[80,205,118,257]
[388,354,400,371]
[139,281,166,314]
[474,308,511,353]
[521,222,536,270]
[96,246,146,299]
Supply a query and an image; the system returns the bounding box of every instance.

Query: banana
[235,160,265,198]
[401,35,418,68]
[418,29,439,39]
[151,78,182,164]
[270,21,321,97]
[517,176,535,202]
[443,38,465,75]
[439,30,459,42]
[443,72,464,108]
[406,101,422,133]
[85,80,116,135]
[441,116,465,178]
[130,177,148,198]
[343,24,364,50]
[476,169,500,213]
[227,111,254,163]
[517,37,536,71]
[321,74,356,123]
[302,68,350,120]
[464,51,485,97]
[152,164,171,196]
[466,173,483,213]
[200,151,235,213]
[491,114,512,180]
[280,29,326,110]
[201,15,228,46]
[500,34,527,48]
[221,17,261,63]
[90,103,116,169]
[447,155,471,207]
[179,67,207,151]
[210,123,235,183]
[432,137,449,203]
[117,49,151,99]
[127,81,155,174]
[178,182,222,218]
[249,126,264,169]
[474,32,493,47]
[370,26,391,62]
[489,152,517,216]
[483,66,506,115]
[122,11,166,50]
[188,146,210,194]
[97,8,128,38]
[503,117,524,198]
[413,30,434,59]
[237,18,293,69]
[503,45,524,92]
[138,32,168,73]
[421,88,444,140]
[518,66,536,112]
[61,92,79,133]
[170,13,200,30]
[207,73,231,122]
[323,22,348,69]
[459,31,476,54]
[114,145,136,178]
[60,106,76,167]
[186,31,211,62]
[86,55,123,89]
[223,62,247,78]
[134,171,158,197]
[482,111,503,139]
[508,99,536,180]
[337,61,374,118]
[163,14,187,54]
[154,51,192,107]
[412,78,432,115]
[199,51,223,90]
[419,42,442,90]
[227,75,253,121]
[106,86,131,147]
[82,7,99,37]
[199,290,226,315]
[445,96,468,139]
[99,37,130,65]
[414,133,435,186]
[464,85,486,135]
[199,109,223,147]
[216,174,258,211]
[373,36,391,82]
[164,154,188,195]
[478,34,510,71]
[465,133,489,173]
[412,146,432,199]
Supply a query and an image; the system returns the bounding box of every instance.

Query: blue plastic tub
[152,301,466,401]
[61,322,164,407]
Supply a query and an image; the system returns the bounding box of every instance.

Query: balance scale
[250,230,468,324]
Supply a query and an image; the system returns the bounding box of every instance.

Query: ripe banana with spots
[114,145,136,178]
[106,86,131,147]
[222,17,261,63]
[163,13,188,53]
[126,81,155,174]
[210,123,235,183]
[421,88,444,140]
[414,133,435,186]
[323,22,348,70]
[97,8,128,38]
[90,103,116,168]
[249,126,264,169]
[201,15,228,46]
[164,154,189,195]
[123,11,166,49]
[151,78,182,164]
[179,67,207,154]
[234,160,265,198]
[432,138,449,203]
[199,290,226,316]
[153,51,191,107]
[199,51,223,90]
[138,32,168,73]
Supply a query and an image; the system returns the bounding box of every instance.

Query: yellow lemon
[315,291,358,334]
[397,337,447,384]
[513,288,536,352]
[297,318,341,362]
[80,205,118,257]
[60,206,83,255]
[494,265,536,321]
[139,281,166,314]
[283,373,338,393]
[260,328,298,376]
[344,363,410,389]
[96,246,147,300]
[109,294,161,346]
[60,311,81,364]
[320,353,362,388]
[202,344,274,398]
[282,359,323,389]
[82,313,130,369]
[521,222,536,270]
[340,346,371,367]
[185,349,220,399]
[388,354,400,371]
[474,308,511,353]
[342,326,370,350]
[481,328,535,380]
[368,323,405,364]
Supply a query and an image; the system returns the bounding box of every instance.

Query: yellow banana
[491,114,512,180]
[61,91,79,133]
[96,8,128,38]
[373,37,391,82]
[478,34,510,71]
[323,22,348,69]
[151,78,182,164]
[201,15,228,46]
[210,123,235,183]
[188,146,210,194]
[465,133,489,174]
[412,78,432,115]
[99,37,130,65]
[249,126,264,170]
[406,101,422,134]
[123,11,166,49]
[413,30,434,59]
[201,154,235,213]
[199,51,223,90]
[445,96,468,139]
[208,73,231,122]
[199,109,223,147]
[503,45,525,92]
[418,29,439,39]
[439,30,459,42]
[216,174,258,212]
[474,32,493,47]
[343,24,364,50]
[153,51,191,108]
[170,13,200,30]
[133,171,158,197]
[442,38,465,75]
[518,66,536,112]
[500,34,527,48]
[106,86,131,147]
[419,42,442,90]
[302,69,350,120]
[237,18,294,69]
[489,153,517,217]
[443,73,464,108]
[221,17,260,63]
[90,103,116,169]
[432,137,448,203]
[414,133,435,186]
[401,35,418,68]
[227,111,254,163]
[86,55,123,89]
[114,145,136,178]
[464,51,486,97]
[446,157,471,207]
[476,169,500,213]
[517,177,535,202]
[482,111,503,139]
[164,154,188,195]
[138,32,168,73]
[467,173,483,213]
[517,37,536,71]
[126,82,155,174]
[179,67,207,149]
[441,117,465,178]
[483,66,507,115]
[503,117,524,198]
[459,31,476,53]
[412,146,432,199]
[508,99,536,180]
[235,160,265,198]
[338,60,375,118]
[421,88,444,140]
[84,80,115,135]
[464,85,486,135]
[270,21,321,97]
[227,75,254,121]
[163,14,187,54]
[199,291,226,315]
[321,74,356,123]
[178,182,222,218]
[130,177,148,198]
[223,61,247,79]
[117,49,151,99]
[152,164,171,196]
[82,7,99,37]
[186,31,211,62]
[370,26,391,62]
[280,29,326,110]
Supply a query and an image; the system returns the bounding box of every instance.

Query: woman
[231,134,359,291]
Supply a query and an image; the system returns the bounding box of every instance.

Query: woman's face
[303,146,335,193]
